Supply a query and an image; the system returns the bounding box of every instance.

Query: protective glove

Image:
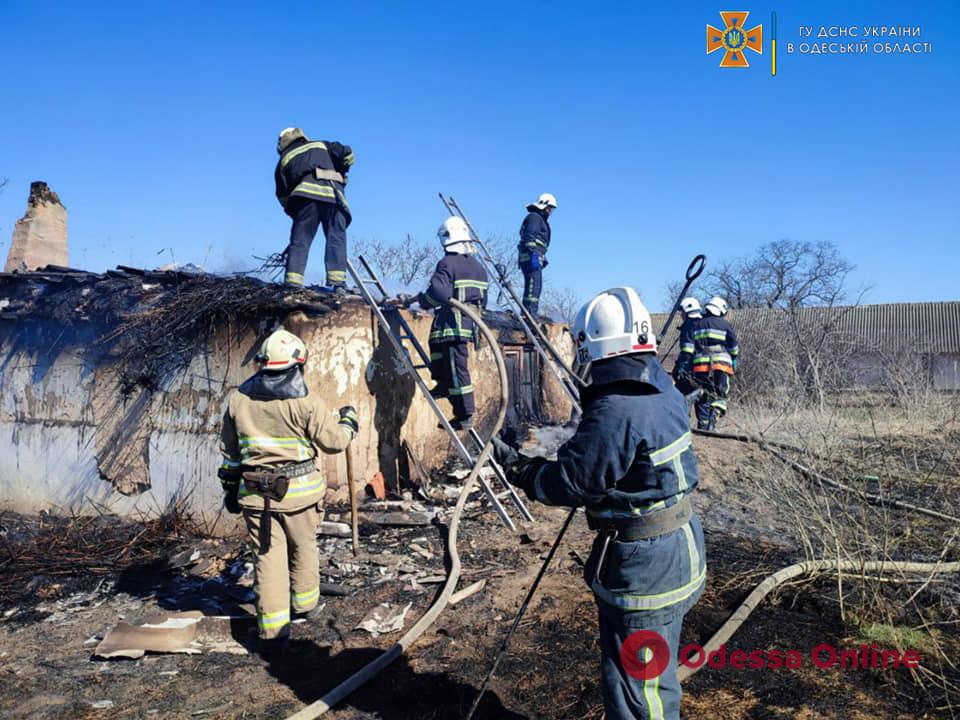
[339,405,359,436]
[542,257,549,269]
[491,436,521,472]
[528,252,541,271]
[223,483,241,515]
[390,293,413,308]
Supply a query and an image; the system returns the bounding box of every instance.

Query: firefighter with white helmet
[673,297,704,394]
[691,296,739,430]
[517,193,557,315]
[493,286,705,720]
[218,328,359,657]
[274,127,355,292]
[395,217,489,430]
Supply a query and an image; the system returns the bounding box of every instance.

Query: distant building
[653,301,960,392]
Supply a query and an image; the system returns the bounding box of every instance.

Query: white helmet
[277,127,306,154]
[256,329,307,371]
[527,193,558,212]
[437,217,475,254]
[571,287,656,381]
[705,296,729,316]
[680,297,702,318]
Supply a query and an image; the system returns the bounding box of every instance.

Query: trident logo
[707,11,763,68]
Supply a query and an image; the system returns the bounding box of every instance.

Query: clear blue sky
[0,1,956,310]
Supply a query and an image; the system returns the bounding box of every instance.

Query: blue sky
[0,1,956,310]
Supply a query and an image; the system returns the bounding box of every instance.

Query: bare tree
[703,239,855,310]
[540,285,582,326]
[353,233,436,288]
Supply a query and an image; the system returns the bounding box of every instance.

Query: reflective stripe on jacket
[517,209,551,264]
[689,315,739,375]
[517,354,705,619]
[417,253,489,343]
[219,384,352,512]
[274,137,354,221]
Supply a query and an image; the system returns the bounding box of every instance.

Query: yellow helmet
[256,329,307,370]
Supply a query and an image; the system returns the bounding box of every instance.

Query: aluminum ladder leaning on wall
[346,255,533,532]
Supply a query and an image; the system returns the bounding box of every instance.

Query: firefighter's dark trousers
[520,264,542,315]
[284,197,348,287]
[587,516,706,720]
[428,340,474,419]
[694,371,731,431]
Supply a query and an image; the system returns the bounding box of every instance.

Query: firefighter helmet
[277,127,306,154]
[527,192,558,212]
[680,297,702,318]
[437,217,475,254]
[256,329,307,370]
[705,296,729,317]
[571,287,656,381]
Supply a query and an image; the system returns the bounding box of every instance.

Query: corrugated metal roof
[652,301,960,355]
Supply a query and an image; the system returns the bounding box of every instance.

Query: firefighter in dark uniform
[672,296,704,396]
[493,286,705,720]
[518,193,557,315]
[690,296,739,431]
[274,127,354,291]
[397,217,488,430]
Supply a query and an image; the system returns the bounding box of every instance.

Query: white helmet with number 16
[571,287,656,382]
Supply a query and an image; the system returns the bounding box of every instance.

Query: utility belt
[312,167,346,184]
[586,496,692,542]
[242,459,317,554]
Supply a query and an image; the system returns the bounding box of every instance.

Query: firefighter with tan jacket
[218,329,359,657]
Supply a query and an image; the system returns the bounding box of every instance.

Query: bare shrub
[732,388,960,713]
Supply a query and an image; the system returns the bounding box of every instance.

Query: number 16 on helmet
[571,287,656,382]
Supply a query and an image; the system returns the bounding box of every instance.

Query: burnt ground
[1,434,958,720]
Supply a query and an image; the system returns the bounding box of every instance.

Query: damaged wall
[0,273,574,528]
[4,182,68,272]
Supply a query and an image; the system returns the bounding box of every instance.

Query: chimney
[4,181,69,272]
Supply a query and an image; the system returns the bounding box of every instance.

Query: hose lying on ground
[692,428,960,524]
[677,558,960,681]
[285,299,510,720]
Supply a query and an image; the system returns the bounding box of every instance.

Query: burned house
[0,267,574,525]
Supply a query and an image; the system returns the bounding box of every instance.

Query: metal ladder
[439,194,582,415]
[347,255,533,531]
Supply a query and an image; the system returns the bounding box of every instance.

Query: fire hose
[678,557,960,682]
[284,298,509,720]
[679,427,960,681]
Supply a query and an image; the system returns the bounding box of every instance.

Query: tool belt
[242,459,316,554]
[313,167,346,184]
[587,496,692,541]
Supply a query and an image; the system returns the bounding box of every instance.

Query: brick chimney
[4,181,69,272]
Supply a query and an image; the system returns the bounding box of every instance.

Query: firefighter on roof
[218,329,359,658]
[517,193,557,315]
[274,127,354,292]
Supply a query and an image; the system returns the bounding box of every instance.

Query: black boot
[448,416,473,431]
